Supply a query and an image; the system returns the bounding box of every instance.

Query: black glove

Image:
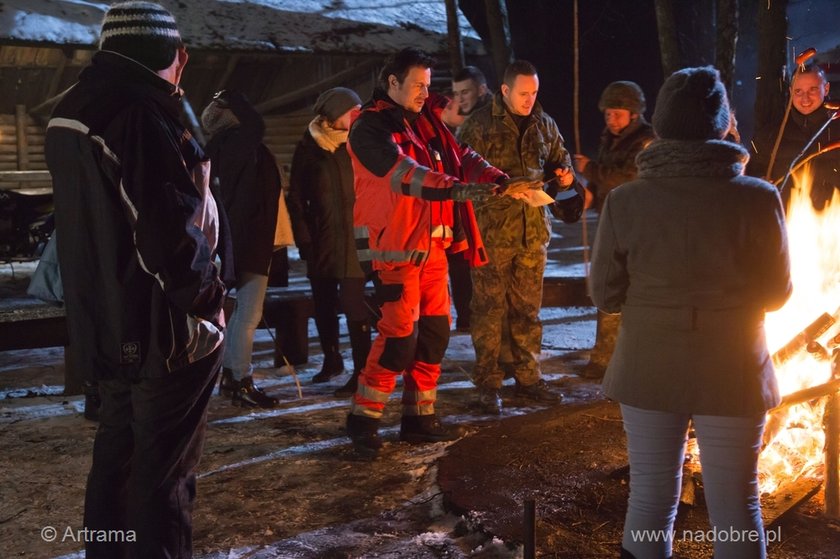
[451,182,499,202]
[551,192,584,223]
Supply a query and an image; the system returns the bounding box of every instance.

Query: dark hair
[792,64,828,85]
[378,48,436,90]
[503,60,538,88]
[100,35,183,71]
[453,66,487,86]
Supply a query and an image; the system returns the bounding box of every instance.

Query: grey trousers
[620,404,767,559]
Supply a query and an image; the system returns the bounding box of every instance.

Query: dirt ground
[2,215,840,558]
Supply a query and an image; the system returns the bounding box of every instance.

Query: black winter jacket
[288,122,364,279]
[46,51,230,380]
[204,99,280,280]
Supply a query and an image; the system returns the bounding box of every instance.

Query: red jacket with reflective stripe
[348,90,505,268]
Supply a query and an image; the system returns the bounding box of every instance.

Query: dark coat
[288,122,363,279]
[590,139,792,416]
[584,118,655,209]
[747,106,840,210]
[45,51,230,380]
[204,102,280,280]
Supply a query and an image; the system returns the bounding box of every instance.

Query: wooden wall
[0,109,49,191]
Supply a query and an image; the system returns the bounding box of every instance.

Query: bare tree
[754,0,788,137]
[654,0,681,76]
[484,0,514,82]
[715,0,738,96]
[445,0,464,74]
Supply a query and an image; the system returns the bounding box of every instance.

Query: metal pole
[524,498,536,559]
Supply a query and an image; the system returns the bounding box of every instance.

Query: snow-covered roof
[2,0,484,54]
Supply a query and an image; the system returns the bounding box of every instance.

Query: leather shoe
[346,414,383,459]
[515,380,562,403]
[231,376,279,408]
[475,387,503,415]
[312,352,345,383]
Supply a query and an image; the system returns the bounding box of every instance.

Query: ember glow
[759,165,840,493]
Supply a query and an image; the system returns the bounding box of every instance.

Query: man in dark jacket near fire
[45,3,230,557]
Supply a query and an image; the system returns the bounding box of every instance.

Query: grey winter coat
[589,139,792,416]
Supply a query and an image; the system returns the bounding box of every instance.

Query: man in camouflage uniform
[573,81,655,379]
[459,60,585,414]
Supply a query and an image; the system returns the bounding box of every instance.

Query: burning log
[762,477,823,528]
[772,310,839,366]
[825,391,839,517]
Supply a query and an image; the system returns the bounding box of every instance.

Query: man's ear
[388,74,399,89]
[478,83,488,96]
[825,81,831,97]
[500,84,510,98]
[174,46,188,85]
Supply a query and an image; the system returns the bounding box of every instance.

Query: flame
[759,165,840,493]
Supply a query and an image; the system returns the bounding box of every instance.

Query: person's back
[590,66,791,559]
[46,4,228,557]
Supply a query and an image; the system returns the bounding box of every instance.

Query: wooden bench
[0,276,592,377]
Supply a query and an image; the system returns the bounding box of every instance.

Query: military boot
[346,413,382,458]
[475,386,503,415]
[399,414,466,444]
[515,379,562,403]
[218,367,237,396]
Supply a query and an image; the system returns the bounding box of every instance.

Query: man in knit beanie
[573,80,654,380]
[45,3,231,557]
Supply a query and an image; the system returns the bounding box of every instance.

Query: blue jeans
[223,273,268,380]
[620,404,767,559]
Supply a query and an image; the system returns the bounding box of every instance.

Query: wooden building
[0,0,486,191]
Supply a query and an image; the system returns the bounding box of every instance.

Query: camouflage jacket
[459,92,573,248]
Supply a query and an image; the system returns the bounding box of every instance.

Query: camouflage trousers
[588,311,621,369]
[470,245,546,388]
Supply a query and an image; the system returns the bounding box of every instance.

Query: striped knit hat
[99,2,183,70]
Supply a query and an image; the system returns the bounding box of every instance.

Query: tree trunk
[754,0,788,132]
[484,0,514,83]
[654,0,681,77]
[445,0,464,74]
[715,0,739,97]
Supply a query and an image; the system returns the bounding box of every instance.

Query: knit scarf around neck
[309,117,348,153]
[636,138,750,179]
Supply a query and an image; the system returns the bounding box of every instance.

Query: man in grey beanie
[45,2,231,556]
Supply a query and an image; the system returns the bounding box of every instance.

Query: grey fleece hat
[598,81,646,114]
[652,66,730,141]
[313,87,362,121]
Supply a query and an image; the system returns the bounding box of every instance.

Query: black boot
[515,379,562,403]
[346,413,382,458]
[347,320,371,377]
[334,369,361,397]
[399,414,466,444]
[312,349,344,383]
[231,376,279,408]
[218,367,237,397]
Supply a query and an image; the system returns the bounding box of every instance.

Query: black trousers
[446,253,472,329]
[310,276,370,350]
[83,348,222,559]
